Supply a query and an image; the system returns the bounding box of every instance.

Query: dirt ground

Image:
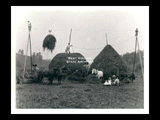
[16,77,144,109]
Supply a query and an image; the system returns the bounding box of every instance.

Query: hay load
[49,53,88,74]
[90,45,128,79]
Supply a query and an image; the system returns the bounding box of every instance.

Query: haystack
[49,53,88,74]
[90,45,127,79]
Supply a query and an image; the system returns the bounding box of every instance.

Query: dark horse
[120,72,135,83]
[128,73,135,83]
[38,67,67,84]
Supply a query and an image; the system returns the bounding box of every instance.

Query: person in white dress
[104,77,112,86]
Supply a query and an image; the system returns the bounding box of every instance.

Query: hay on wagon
[49,52,88,75]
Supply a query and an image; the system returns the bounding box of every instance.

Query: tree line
[17,49,43,61]
[121,50,144,72]
[17,49,144,72]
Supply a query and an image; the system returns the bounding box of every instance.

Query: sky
[11,6,149,63]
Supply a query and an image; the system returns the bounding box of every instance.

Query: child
[104,77,112,86]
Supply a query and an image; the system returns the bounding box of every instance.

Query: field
[16,75,144,109]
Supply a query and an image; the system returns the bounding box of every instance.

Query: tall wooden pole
[137,40,144,78]
[29,32,32,71]
[22,21,32,79]
[106,33,108,45]
[133,28,138,74]
[23,35,30,78]
[68,29,72,53]
[28,21,32,71]
[69,29,72,45]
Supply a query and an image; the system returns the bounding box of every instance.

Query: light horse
[92,68,103,80]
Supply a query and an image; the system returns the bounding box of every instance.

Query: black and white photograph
[11,6,149,114]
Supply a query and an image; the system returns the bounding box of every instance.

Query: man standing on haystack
[65,43,72,54]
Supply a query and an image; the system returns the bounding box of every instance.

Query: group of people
[104,75,120,86]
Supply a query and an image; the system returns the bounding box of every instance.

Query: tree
[21,50,24,54]
[121,50,144,72]
[18,49,24,54]
[122,50,144,65]
[135,63,143,72]
[36,52,43,61]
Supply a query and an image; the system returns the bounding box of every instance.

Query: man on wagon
[32,63,39,79]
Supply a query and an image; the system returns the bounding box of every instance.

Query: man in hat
[32,63,39,79]
[65,43,73,54]
[112,75,116,83]
[33,63,39,71]
[112,75,120,86]
[113,76,119,86]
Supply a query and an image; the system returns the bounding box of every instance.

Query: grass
[16,77,143,109]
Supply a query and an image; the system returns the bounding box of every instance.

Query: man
[65,43,72,54]
[32,63,39,79]
[113,76,120,86]
[112,75,116,83]
[112,75,120,86]
[32,63,39,71]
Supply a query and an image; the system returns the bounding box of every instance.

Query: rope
[71,36,134,50]
[73,46,103,50]
[111,36,134,46]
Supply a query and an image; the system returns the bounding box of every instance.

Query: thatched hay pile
[49,53,88,75]
[43,34,56,52]
[90,45,128,79]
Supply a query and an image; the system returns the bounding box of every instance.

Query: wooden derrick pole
[133,28,138,74]
[133,28,144,78]
[65,29,72,54]
[137,40,144,78]
[23,21,32,79]
[68,29,72,54]
[29,29,32,71]
[23,35,29,78]
[106,33,108,45]
[69,29,72,46]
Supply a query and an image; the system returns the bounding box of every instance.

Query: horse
[92,68,103,80]
[119,72,135,83]
[37,67,67,84]
[128,73,135,83]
